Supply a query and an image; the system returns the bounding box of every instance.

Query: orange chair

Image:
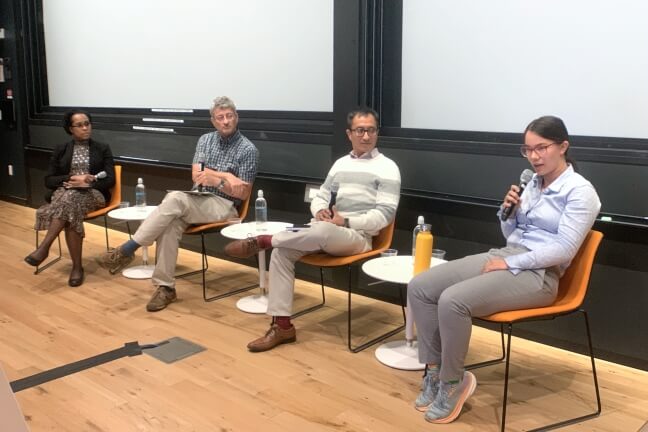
[177,189,253,302]
[467,230,603,431]
[293,220,405,353]
[35,165,122,274]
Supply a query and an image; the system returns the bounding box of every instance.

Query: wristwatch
[217,179,226,190]
[344,218,350,228]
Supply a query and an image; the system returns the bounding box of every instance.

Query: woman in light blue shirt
[408,115,601,424]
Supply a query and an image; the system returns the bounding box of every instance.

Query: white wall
[402,0,648,138]
[43,0,333,111]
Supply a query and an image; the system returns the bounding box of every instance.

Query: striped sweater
[310,149,401,236]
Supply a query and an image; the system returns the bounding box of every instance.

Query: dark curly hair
[62,110,93,135]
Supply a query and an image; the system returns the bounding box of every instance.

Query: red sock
[257,234,273,249]
[275,316,292,329]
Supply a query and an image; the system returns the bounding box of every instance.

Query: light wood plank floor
[1,200,647,432]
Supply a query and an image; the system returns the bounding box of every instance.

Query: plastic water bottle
[255,189,267,231]
[135,177,147,207]
[412,215,425,258]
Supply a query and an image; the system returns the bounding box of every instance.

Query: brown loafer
[224,237,262,259]
[247,324,296,352]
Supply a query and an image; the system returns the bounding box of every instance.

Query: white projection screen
[42,0,333,111]
[402,0,648,139]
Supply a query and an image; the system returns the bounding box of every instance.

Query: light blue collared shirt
[499,165,601,275]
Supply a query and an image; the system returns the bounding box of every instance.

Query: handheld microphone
[197,152,205,192]
[328,182,339,214]
[500,169,534,221]
[95,171,107,180]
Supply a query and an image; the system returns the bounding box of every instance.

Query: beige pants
[267,221,372,316]
[133,191,237,289]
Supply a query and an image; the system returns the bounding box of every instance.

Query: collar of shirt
[218,130,241,146]
[532,164,574,194]
[349,148,380,159]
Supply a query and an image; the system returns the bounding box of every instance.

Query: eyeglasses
[520,142,557,157]
[71,121,91,128]
[213,113,236,122]
[349,127,378,137]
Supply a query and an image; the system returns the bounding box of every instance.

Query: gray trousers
[267,221,372,317]
[407,247,560,382]
[132,191,237,289]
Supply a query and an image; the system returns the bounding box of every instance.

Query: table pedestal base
[122,265,155,279]
[236,294,268,314]
[375,340,425,371]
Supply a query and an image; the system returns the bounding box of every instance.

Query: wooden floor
[1,200,647,432]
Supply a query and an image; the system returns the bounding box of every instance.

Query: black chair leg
[466,322,506,370]
[291,267,326,318]
[348,265,406,353]
[103,215,110,251]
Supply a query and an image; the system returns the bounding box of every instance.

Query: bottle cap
[417,215,424,225]
[137,177,143,184]
[258,189,264,198]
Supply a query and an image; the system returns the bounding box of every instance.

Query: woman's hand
[64,174,93,188]
[482,258,509,273]
[502,184,521,213]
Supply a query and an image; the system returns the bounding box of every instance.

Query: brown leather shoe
[146,286,177,312]
[224,237,262,259]
[247,324,296,352]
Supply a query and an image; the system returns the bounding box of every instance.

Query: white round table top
[362,255,447,285]
[107,205,156,221]
[221,221,293,240]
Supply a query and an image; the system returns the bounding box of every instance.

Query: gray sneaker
[146,286,177,312]
[424,371,477,424]
[101,246,134,275]
[415,367,440,411]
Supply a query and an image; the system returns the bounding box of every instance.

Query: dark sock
[257,235,273,249]
[275,316,292,329]
[120,239,141,256]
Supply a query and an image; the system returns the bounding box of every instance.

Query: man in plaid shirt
[101,96,259,312]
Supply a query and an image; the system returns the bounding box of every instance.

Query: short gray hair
[210,96,237,116]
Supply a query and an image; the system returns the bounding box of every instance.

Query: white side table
[362,255,446,370]
[107,206,157,279]
[221,221,292,313]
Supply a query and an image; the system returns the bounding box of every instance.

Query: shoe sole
[247,335,296,352]
[415,403,432,412]
[425,372,477,424]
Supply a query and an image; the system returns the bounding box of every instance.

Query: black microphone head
[95,171,107,179]
[520,169,534,187]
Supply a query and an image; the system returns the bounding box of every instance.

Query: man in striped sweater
[225,107,401,352]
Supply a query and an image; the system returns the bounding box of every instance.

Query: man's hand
[502,184,521,214]
[330,206,345,227]
[223,174,249,199]
[315,208,332,221]
[482,258,509,273]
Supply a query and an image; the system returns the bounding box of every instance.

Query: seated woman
[24,110,115,287]
[408,115,601,424]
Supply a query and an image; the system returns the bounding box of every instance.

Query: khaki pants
[267,221,372,316]
[133,191,237,289]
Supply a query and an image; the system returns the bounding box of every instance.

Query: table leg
[236,249,269,314]
[122,246,155,279]
[374,302,425,370]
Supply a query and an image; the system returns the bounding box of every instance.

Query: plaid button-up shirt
[192,130,259,206]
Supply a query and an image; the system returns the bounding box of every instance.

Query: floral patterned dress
[35,141,105,236]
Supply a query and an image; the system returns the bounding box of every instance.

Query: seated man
[102,96,259,312]
[225,107,401,352]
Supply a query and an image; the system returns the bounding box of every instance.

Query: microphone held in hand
[328,182,339,214]
[95,171,107,180]
[500,169,534,221]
